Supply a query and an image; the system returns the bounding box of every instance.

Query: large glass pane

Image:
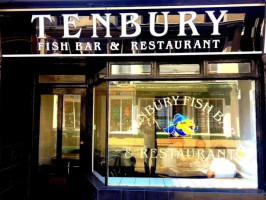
[93,83,107,182]
[39,95,58,165]
[159,64,200,74]
[111,64,151,75]
[208,63,251,74]
[62,95,81,159]
[107,80,257,189]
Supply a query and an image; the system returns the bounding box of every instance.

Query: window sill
[108,177,257,189]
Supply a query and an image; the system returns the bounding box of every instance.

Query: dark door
[32,87,86,199]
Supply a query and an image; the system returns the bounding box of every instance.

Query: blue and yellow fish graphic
[163,114,198,137]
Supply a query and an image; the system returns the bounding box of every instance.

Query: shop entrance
[33,87,87,199]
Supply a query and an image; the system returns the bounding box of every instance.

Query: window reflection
[159,64,200,74]
[62,95,81,159]
[111,64,151,75]
[110,99,133,132]
[208,63,251,74]
[103,80,257,188]
[39,95,58,165]
[39,75,86,83]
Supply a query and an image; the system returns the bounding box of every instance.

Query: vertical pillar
[260,2,266,189]
[0,15,2,167]
[262,55,266,190]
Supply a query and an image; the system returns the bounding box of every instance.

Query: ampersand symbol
[110,42,120,51]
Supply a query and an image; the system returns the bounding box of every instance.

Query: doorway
[33,87,87,199]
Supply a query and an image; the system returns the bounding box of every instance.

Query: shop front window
[104,80,257,188]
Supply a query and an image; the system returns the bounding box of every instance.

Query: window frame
[92,55,263,189]
[105,58,258,80]
[109,96,135,134]
[191,98,225,136]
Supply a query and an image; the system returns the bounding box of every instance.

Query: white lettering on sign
[149,12,169,37]
[91,13,112,38]
[31,15,52,39]
[31,10,228,39]
[62,14,82,38]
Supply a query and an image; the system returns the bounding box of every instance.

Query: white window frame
[109,96,136,134]
[191,98,225,136]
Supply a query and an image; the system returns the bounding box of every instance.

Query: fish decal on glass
[163,114,198,137]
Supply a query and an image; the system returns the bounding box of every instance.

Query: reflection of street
[157,146,212,178]
[62,130,80,155]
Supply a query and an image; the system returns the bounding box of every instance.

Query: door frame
[30,85,87,195]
